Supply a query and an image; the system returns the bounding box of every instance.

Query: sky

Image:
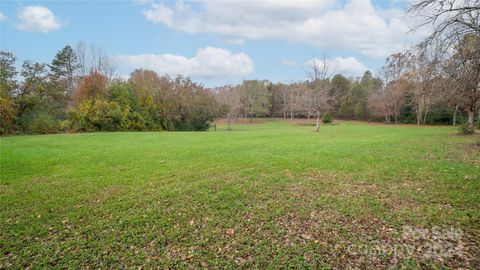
[0,0,425,87]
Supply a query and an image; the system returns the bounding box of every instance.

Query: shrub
[322,112,333,124]
[58,120,71,132]
[458,122,474,135]
[69,99,130,132]
[28,113,59,134]
[128,111,146,131]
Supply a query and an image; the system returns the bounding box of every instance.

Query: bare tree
[286,82,308,120]
[306,57,335,132]
[380,52,413,123]
[75,41,117,82]
[76,41,87,77]
[215,85,241,130]
[407,46,441,124]
[409,0,480,49]
[368,79,408,124]
[442,34,480,131]
[410,0,480,130]
[277,83,290,119]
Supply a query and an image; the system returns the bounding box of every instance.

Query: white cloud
[143,3,174,25]
[142,0,422,58]
[0,12,7,22]
[116,47,253,79]
[17,6,62,33]
[306,57,369,77]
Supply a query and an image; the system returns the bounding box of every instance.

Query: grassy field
[1,120,479,269]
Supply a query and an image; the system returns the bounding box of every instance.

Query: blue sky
[0,0,418,87]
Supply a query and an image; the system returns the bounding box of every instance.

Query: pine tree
[50,46,78,94]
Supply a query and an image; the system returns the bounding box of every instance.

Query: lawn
[1,120,479,269]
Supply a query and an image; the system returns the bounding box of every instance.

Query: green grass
[1,120,479,269]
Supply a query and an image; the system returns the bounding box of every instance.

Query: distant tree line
[214,51,477,129]
[0,43,223,135]
[216,1,480,134]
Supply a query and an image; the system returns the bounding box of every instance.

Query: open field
[1,120,479,269]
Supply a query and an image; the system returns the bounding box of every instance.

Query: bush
[322,112,333,124]
[58,120,71,132]
[69,99,129,132]
[128,111,146,131]
[28,113,59,134]
[458,122,474,135]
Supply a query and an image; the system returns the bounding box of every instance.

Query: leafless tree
[287,82,308,120]
[277,83,290,119]
[306,56,335,132]
[442,34,480,131]
[410,1,480,130]
[215,85,241,130]
[75,41,117,82]
[379,52,413,123]
[407,45,442,124]
[409,0,480,50]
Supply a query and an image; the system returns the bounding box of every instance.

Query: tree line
[214,38,479,132]
[216,1,480,134]
[0,43,223,135]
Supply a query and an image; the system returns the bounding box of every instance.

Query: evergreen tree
[50,45,78,95]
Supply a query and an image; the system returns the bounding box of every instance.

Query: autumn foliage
[75,71,108,101]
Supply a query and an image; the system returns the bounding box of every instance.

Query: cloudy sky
[0,0,424,87]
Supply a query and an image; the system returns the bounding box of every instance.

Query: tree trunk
[478,110,480,129]
[416,98,423,125]
[467,110,474,131]
[227,113,232,131]
[453,105,458,126]
[394,103,398,124]
[315,111,321,132]
[423,99,431,124]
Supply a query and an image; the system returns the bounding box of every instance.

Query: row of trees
[0,44,222,135]
[1,43,477,135]
[214,69,382,131]
[369,35,479,130]
[215,0,479,133]
[214,55,475,130]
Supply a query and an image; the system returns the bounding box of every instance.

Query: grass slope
[1,120,479,269]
